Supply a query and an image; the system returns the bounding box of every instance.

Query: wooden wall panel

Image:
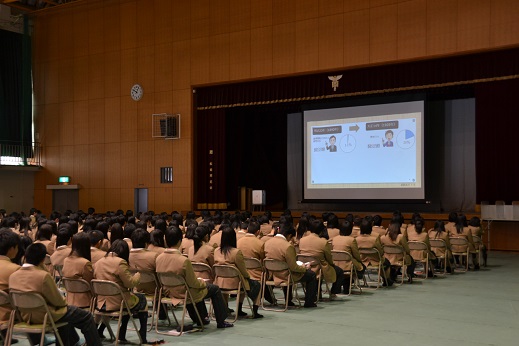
[120,98,138,142]
[191,0,211,39]
[32,18,48,62]
[73,144,89,189]
[43,104,60,147]
[120,0,137,50]
[344,0,369,12]
[60,145,74,177]
[88,188,106,212]
[104,4,121,53]
[155,43,173,92]
[371,0,398,7]
[397,0,427,60]
[295,19,319,72]
[73,10,88,57]
[250,27,273,78]
[426,0,458,55]
[154,0,173,45]
[273,0,296,25]
[137,93,154,140]
[154,91,173,114]
[457,0,491,51]
[209,34,230,83]
[171,187,192,210]
[104,51,122,98]
[137,0,155,47]
[59,102,74,146]
[343,9,370,67]
[47,15,60,61]
[104,188,121,212]
[229,31,251,80]
[230,0,251,32]
[190,37,211,85]
[45,61,60,104]
[73,101,89,145]
[32,62,45,106]
[73,56,89,101]
[273,23,296,75]
[172,90,192,138]
[490,0,519,47]
[33,188,45,212]
[120,188,134,212]
[119,141,138,188]
[138,47,155,94]
[58,14,74,60]
[58,59,74,103]
[104,143,122,189]
[318,0,344,17]
[318,14,344,69]
[88,53,105,100]
[370,4,398,63]
[120,48,137,96]
[154,140,173,169]
[44,146,60,183]
[209,0,230,36]
[88,7,105,55]
[104,97,121,143]
[171,139,191,188]
[295,0,318,21]
[88,99,105,144]
[89,144,106,188]
[250,0,273,28]
[171,40,191,90]
[137,141,155,187]
[171,1,191,42]
[153,187,173,213]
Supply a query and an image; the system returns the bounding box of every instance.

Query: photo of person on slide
[326,135,337,152]
[382,130,394,147]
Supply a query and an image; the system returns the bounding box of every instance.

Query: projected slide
[303,100,424,200]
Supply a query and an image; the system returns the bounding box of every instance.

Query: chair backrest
[430,239,446,248]
[192,262,213,274]
[408,241,427,251]
[62,278,91,294]
[90,279,124,297]
[129,269,158,285]
[296,254,319,266]
[9,291,47,310]
[244,257,262,270]
[213,264,242,279]
[382,245,404,255]
[331,250,353,261]
[472,235,482,245]
[449,237,468,246]
[157,272,187,288]
[0,290,11,307]
[263,258,289,272]
[358,247,380,256]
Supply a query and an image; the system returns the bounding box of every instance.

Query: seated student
[214,227,263,318]
[180,223,196,255]
[445,211,458,235]
[264,223,318,307]
[299,219,344,297]
[156,226,233,328]
[62,232,94,308]
[381,222,415,283]
[129,228,159,296]
[351,216,362,238]
[0,228,21,343]
[260,221,278,244]
[451,214,479,270]
[188,226,215,269]
[148,229,166,255]
[331,220,365,292]
[428,220,453,273]
[236,221,249,242]
[94,240,158,345]
[258,215,271,237]
[88,230,107,264]
[34,223,55,255]
[468,216,487,266]
[355,218,393,286]
[371,215,387,237]
[50,228,72,267]
[9,243,101,346]
[407,218,436,277]
[122,223,135,250]
[326,214,340,239]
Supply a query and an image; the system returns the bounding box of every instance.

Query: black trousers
[186,283,228,326]
[285,269,318,305]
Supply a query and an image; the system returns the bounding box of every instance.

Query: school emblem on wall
[328,75,342,91]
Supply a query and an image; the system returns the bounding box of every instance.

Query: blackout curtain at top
[0,27,32,156]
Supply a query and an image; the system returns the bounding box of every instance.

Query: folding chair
[191,262,214,283]
[297,254,331,301]
[450,237,470,272]
[244,257,269,305]
[155,272,204,336]
[0,291,11,344]
[408,241,430,280]
[53,265,64,288]
[331,250,362,294]
[358,248,387,289]
[90,280,143,346]
[129,269,161,332]
[430,239,448,275]
[213,264,253,323]
[472,235,483,266]
[261,259,301,312]
[380,245,407,285]
[7,291,68,346]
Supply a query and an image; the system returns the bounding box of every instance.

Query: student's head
[247,221,260,234]
[338,221,353,236]
[36,223,53,241]
[469,217,481,227]
[110,223,124,242]
[327,214,339,229]
[131,228,150,249]
[278,223,296,240]
[309,219,325,235]
[434,220,445,233]
[385,130,393,140]
[193,226,210,253]
[123,223,136,239]
[107,239,130,263]
[448,211,458,223]
[71,232,91,262]
[220,226,237,256]
[150,229,165,247]
[55,228,72,247]
[360,218,372,235]
[24,243,47,266]
[387,222,400,241]
[89,230,105,248]
[164,226,183,248]
[415,218,424,234]
[0,228,20,258]
[154,219,167,232]
[372,215,383,227]
[185,223,197,239]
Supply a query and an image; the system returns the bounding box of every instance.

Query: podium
[481,201,519,250]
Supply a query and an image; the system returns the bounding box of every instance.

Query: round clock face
[131,84,143,101]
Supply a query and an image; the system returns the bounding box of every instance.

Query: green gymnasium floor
[10,251,519,346]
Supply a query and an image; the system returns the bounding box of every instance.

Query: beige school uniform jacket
[155,248,207,305]
[237,233,265,281]
[355,234,384,266]
[299,233,337,283]
[93,254,140,311]
[380,234,412,266]
[90,247,106,264]
[9,265,67,324]
[264,235,306,285]
[129,248,159,295]
[62,255,93,308]
[331,235,363,271]
[50,245,72,267]
[214,247,250,291]
[0,256,20,321]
